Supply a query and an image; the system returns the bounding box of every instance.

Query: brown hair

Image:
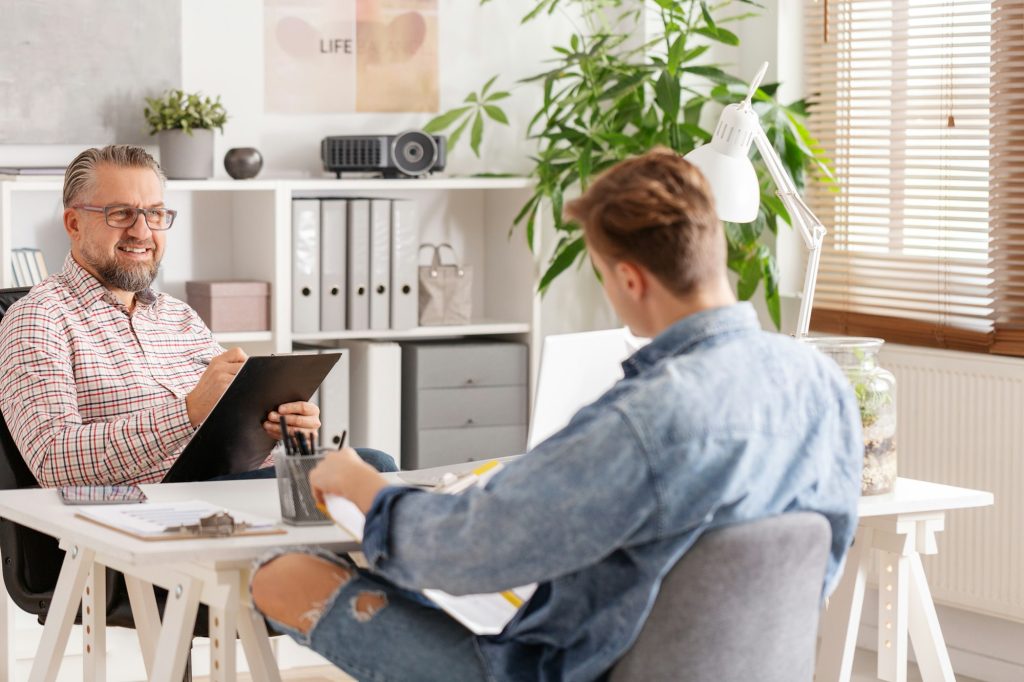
[63,144,165,209]
[565,147,725,296]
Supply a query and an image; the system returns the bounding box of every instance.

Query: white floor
[851,648,981,682]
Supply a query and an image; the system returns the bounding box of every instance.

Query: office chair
[0,286,203,679]
[609,512,832,682]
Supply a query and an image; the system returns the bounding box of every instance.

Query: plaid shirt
[0,254,223,486]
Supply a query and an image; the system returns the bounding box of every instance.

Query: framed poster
[265,0,438,114]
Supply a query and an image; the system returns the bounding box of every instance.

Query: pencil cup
[275,449,331,525]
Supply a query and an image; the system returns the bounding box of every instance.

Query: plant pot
[157,129,214,180]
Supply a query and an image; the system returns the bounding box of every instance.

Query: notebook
[326,461,536,635]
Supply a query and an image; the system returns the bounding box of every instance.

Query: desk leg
[0,573,12,682]
[816,527,872,682]
[908,552,955,681]
[208,576,239,682]
[148,576,201,682]
[28,544,94,682]
[876,552,909,682]
[124,576,160,678]
[237,600,282,682]
[83,563,107,682]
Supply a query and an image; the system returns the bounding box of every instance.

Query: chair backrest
[528,327,647,449]
[609,512,832,682]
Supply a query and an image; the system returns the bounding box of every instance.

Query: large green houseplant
[426,0,829,328]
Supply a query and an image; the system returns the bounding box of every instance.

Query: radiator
[878,344,1024,623]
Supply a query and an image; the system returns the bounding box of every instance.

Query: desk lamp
[684,62,826,338]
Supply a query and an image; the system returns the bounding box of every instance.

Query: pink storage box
[186,280,270,332]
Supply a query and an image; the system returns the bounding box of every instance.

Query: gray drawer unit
[417,386,527,429]
[410,425,528,469]
[405,341,527,388]
[402,341,528,469]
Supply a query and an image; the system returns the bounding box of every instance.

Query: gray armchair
[610,512,832,682]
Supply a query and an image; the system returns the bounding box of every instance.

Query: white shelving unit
[0,176,541,358]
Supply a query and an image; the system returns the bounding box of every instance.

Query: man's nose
[124,211,153,239]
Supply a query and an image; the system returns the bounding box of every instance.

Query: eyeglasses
[73,204,177,230]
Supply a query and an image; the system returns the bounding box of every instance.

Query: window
[803,0,1020,353]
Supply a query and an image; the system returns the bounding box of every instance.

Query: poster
[264,0,438,114]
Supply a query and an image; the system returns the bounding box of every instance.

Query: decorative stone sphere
[224,147,263,180]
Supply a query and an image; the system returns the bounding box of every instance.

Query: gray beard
[81,243,160,293]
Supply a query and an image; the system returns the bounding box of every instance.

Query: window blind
[804,0,996,352]
[990,0,1024,355]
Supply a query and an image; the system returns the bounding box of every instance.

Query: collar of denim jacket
[621,302,760,378]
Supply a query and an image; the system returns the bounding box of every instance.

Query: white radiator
[879,344,1024,623]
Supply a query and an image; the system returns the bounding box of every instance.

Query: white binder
[369,199,391,331]
[320,199,348,332]
[390,200,420,330]
[340,341,402,465]
[292,199,320,334]
[318,350,351,448]
[347,200,371,331]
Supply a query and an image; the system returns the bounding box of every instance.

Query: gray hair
[62,144,165,208]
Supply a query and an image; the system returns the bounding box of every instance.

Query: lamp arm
[751,125,827,337]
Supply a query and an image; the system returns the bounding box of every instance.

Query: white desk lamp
[684,62,826,338]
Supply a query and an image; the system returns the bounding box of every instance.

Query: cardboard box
[186,280,270,332]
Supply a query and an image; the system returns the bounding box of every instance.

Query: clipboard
[75,501,286,542]
[162,354,339,483]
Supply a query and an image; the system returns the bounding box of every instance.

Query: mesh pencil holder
[275,450,332,525]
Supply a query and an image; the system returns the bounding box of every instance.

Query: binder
[390,200,419,330]
[318,350,350,448]
[292,199,321,334]
[340,340,402,465]
[19,249,39,284]
[347,200,371,331]
[10,251,25,286]
[320,199,348,332]
[369,199,391,330]
[33,249,48,280]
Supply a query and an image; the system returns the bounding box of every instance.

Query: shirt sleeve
[0,302,195,486]
[361,404,658,596]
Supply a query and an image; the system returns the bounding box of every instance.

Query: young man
[0,144,392,486]
[251,148,863,681]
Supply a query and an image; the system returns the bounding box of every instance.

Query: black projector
[321,130,447,178]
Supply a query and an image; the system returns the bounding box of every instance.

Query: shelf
[212,330,274,344]
[291,320,530,343]
[0,176,533,194]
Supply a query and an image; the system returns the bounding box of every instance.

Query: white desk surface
[857,477,993,517]
[0,479,359,567]
[0,474,993,568]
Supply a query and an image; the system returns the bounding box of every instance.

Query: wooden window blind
[804,0,997,353]
[990,0,1024,355]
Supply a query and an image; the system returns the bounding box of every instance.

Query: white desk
[817,478,994,682]
[0,479,361,682]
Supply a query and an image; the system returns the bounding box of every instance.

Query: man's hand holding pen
[263,401,321,442]
[185,347,247,427]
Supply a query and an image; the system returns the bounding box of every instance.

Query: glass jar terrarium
[804,337,897,495]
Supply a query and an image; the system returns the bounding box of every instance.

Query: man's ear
[63,208,81,241]
[615,260,649,302]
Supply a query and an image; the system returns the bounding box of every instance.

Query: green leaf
[484,105,509,125]
[480,75,499,97]
[447,116,471,151]
[692,26,740,46]
[485,91,512,102]
[667,34,687,75]
[538,236,587,293]
[682,65,745,85]
[737,257,760,300]
[470,111,485,157]
[700,1,717,30]
[654,70,681,122]
[424,106,471,133]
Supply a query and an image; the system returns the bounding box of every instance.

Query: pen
[281,415,293,456]
[194,356,211,366]
[339,429,347,449]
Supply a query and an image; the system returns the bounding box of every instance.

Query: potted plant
[426,0,830,329]
[144,89,228,180]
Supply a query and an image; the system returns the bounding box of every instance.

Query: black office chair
[0,286,203,679]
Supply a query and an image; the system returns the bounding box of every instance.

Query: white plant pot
[157,128,214,179]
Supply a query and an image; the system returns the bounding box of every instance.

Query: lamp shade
[683,103,762,224]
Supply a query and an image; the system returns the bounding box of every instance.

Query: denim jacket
[362,303,863,682]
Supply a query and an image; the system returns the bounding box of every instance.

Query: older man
[0,144,391,487]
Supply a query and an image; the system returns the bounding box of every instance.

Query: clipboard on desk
[76,501,286,541]
[162,354,339,483]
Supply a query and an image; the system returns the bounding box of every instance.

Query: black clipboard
[162,354,339,483]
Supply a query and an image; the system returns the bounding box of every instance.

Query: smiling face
[65,163,166,295]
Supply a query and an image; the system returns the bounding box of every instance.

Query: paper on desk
[77,501,277,537]
[323,467,536,636]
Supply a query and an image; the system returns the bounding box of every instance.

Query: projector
[321,130,447,178]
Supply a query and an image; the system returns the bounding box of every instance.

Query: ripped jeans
[252,548,494,682]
